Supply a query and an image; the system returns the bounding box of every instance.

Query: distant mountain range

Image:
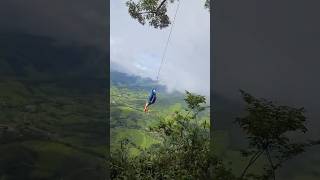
[0,33,107,79]
[0,32,108,95]
[110,70,167,92]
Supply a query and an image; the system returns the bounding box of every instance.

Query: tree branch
[266,148,276,180]
[137,0,168,15]
[240,150,264,179]
[137,11,158,15]
[156,0,168,12]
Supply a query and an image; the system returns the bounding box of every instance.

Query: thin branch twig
[266,148,276,180]
[240,150,264,179]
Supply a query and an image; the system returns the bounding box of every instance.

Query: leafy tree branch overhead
[126,0,210,29]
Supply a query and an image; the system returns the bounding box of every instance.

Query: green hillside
[0,80,107,180]
[110,71,196,157]
[0,33,107,180]
[110,71,213,179]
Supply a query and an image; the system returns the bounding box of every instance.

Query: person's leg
[144,102,149,112]
[145,101,155,112]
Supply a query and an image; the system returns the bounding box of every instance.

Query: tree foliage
[236,90,319,180]
[126,0,210,29]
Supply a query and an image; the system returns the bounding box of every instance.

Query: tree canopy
[126,0,210,29]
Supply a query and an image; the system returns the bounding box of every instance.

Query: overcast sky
[110,0,210,97]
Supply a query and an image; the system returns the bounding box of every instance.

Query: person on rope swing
[144,88,157,112]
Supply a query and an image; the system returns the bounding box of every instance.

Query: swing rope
[156,0,181,82]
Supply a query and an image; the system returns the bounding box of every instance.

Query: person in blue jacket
[144,88,157,112]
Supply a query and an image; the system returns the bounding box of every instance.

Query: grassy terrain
[110,84,184,156]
